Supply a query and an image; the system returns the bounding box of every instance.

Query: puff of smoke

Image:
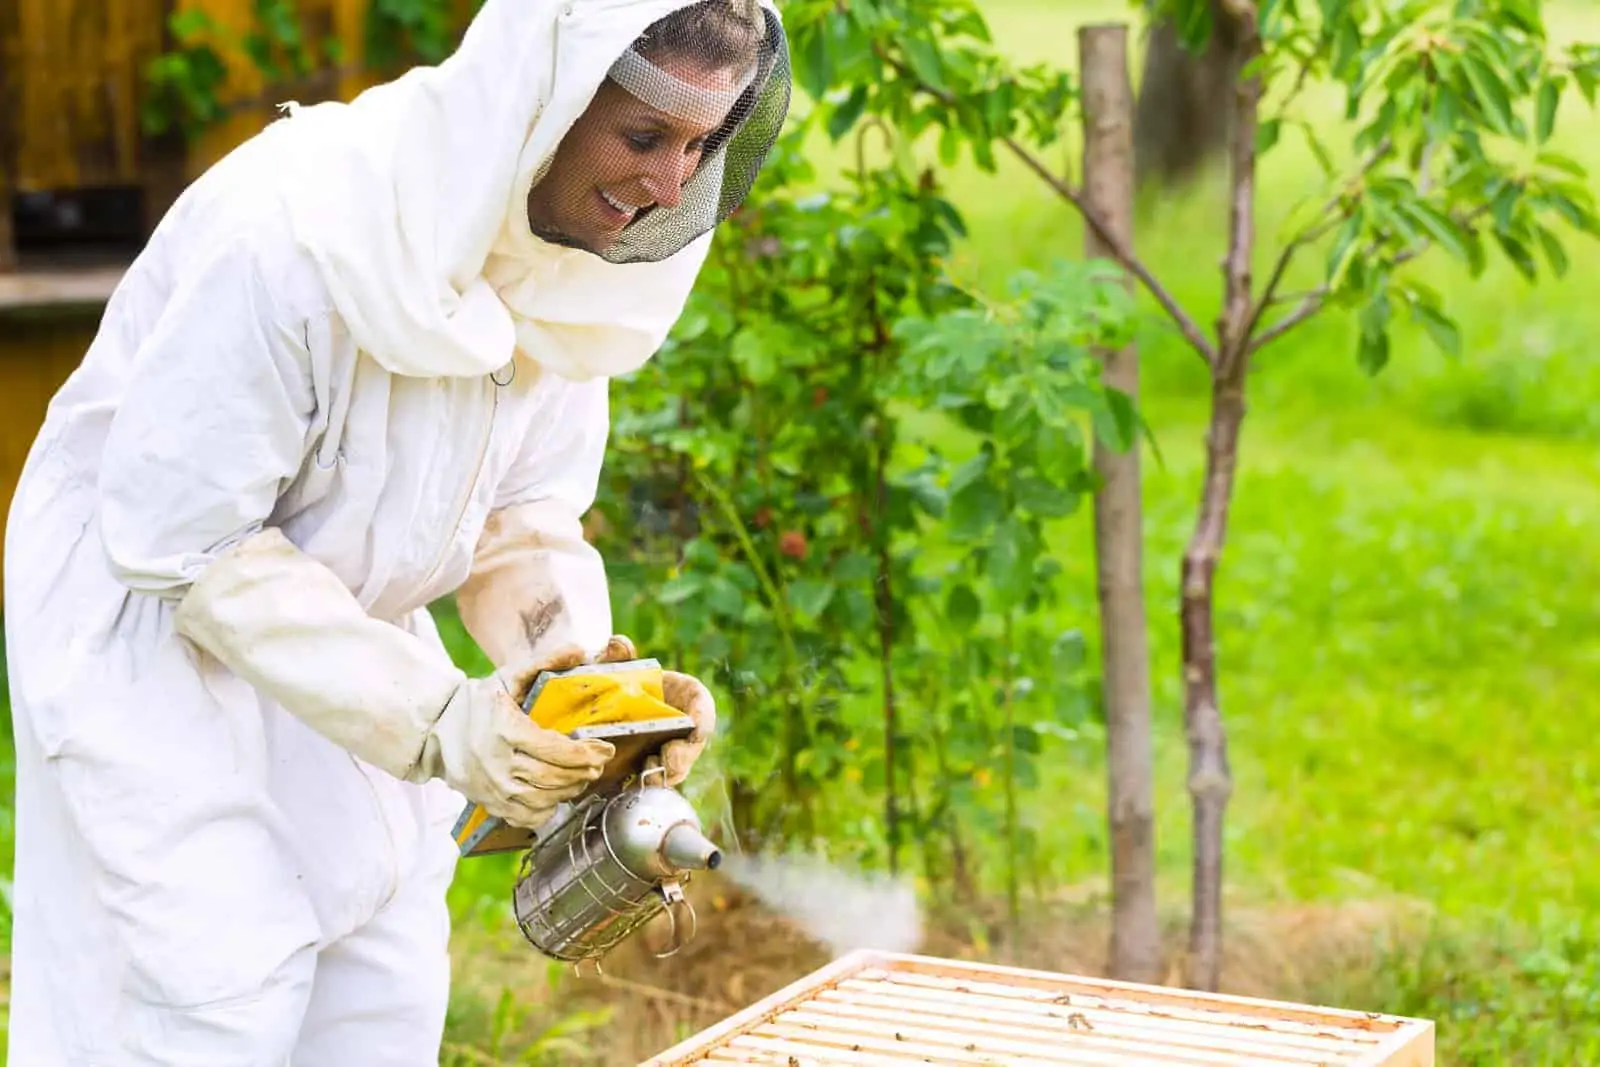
[716,851,924,959]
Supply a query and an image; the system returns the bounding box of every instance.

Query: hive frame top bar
[638,949,1435,1066]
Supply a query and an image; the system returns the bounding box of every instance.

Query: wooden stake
[1079,22,1161,986]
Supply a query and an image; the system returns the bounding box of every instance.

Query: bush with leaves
[884,263,1141,943]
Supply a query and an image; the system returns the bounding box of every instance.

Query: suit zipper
[370,371,501,911]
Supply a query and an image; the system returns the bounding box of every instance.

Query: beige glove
[591,635,717,787]
[174,527,613,829]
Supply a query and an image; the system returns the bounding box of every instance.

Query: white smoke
[717,851,924,959]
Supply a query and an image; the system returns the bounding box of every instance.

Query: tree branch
[1215,17,1264,383]
[1248,204,1491,354]
[1241,137,1394,345]
[871,44,1218,366]
[1263,41,1319,129]
[999,136,1217,364]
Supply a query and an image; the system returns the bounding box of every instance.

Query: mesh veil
[524,0,791,265]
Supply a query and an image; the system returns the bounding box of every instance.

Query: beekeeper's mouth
[598,189,645,224]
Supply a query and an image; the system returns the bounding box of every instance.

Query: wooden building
[0,0,447,598]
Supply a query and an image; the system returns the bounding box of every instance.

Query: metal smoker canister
[513,770,721,964]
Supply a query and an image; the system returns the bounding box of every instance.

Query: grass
[6,0,1600,1062]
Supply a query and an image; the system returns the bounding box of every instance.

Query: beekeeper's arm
[455,376,616,669]
[95,239,610,829]
[457,372,716,785]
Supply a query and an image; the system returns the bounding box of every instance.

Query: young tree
[788,0,1599,989]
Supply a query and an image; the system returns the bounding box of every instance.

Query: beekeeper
[1,0,790,1062]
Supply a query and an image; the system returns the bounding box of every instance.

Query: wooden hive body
[640,951,1435,1066]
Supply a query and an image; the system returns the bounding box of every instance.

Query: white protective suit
[1,0,778,1061]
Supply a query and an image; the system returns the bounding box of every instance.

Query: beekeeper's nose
[641,153,697,209]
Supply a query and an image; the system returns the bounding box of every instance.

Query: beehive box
[639,950,1435,1066]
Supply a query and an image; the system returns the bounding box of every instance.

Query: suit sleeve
[454,375,615,667]
[97,238,317,598]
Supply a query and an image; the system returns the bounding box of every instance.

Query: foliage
[884,265,1138,933]
[770,0,1600,989]
[441,964,615,1066]
[139,0,456,137]
[590,111,1133,923]
[1156,0,1600,369]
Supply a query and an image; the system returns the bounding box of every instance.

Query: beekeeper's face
[526,54,742,254]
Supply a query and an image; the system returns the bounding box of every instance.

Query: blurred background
[3,0,1599,1062]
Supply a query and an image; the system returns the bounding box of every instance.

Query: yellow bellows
[523,661,679,735]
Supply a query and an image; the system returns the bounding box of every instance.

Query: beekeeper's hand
[595,634,718,787]
[425,649,615,830]
[657,669,716,786]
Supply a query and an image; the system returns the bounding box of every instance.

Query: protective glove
[417,658,615,830]
[589,635,717,787]
[173,527,614,829]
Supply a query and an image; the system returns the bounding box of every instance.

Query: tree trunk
[1079,24,1163,986]
[1182,2,1262,994]
[1133,0,1246,190]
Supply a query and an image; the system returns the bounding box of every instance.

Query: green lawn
[5,0,1600,1061]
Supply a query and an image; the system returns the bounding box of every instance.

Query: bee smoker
[448,656,721,967]
[512,764,722,967]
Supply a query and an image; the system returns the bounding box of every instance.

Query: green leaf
[1010,723,1041,756]
[1053,630,1087,673]
[658,573,705,606]
[937,124,963,167]
[1015,475,1079,519]
[1357,329,1390,375]
[730,326,779,384]
[1400,200,1472,264]
[901,35,948,95]
[1256,118,1282,155]
[945,584,981,633]
[1296,119,1337,178]
[1410,302,1462,358]
[986,517,1036,609]
[1174,0,1215,51]
[705,575,745,618]
[1541,192,1600,237]
[1092,386,1139,453]
[1536,76,1561,144]
[1459,52,1515,136]
[1325,212,1364,289]
[828,84,870,142]
[1494,230,1539,282]
[947,476,1006,540]
[1535,225,1569,278]
[796,21,834,101]
[787,579,836,619]
[948,447,994,495]
[1357,288,1391,375]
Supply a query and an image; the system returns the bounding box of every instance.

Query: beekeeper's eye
[624,128,712,157]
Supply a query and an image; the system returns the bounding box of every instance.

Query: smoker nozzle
[662,823,722,872]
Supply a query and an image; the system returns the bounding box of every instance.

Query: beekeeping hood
[268,0,790,381]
